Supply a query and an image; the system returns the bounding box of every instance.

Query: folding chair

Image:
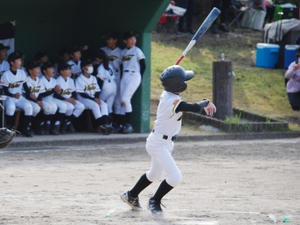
[228,0,252,29]
[156,2,186,34]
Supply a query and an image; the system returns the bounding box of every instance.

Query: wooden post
[213,60,233,120]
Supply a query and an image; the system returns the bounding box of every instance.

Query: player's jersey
[56,76,76,99]
[101,46,122,79]
[41,76,57,99]
[121,46,145,73]
[67,60,81,77]
[0,69,27,94]
[97,64,115,82]
[24,76,45,99]
[153,91,182,136]
[75,74,100,98]
[0,60,9,76]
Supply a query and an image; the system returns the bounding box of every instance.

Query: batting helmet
[160,65,194,93]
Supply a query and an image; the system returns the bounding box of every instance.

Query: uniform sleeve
[171,98,182,114]
[176,101,202,113]
[75,77,85,93]
[23,82,37,102]
[1,73,9,87]
[136,47,145,61]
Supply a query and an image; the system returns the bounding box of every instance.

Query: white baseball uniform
[97,64,117,113]
[101,46,122,114]
[41,76,67,114]
[75,73,108,119]
[145,91,182,187]
[23,76,51,116]
[55,76,84,117]
[67,60,81,78]
[120,46,145,113]
[0,69,33,116]
[0,60,10,93]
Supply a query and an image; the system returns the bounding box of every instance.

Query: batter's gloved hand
[198,99,217,116]
[0,128,16,149]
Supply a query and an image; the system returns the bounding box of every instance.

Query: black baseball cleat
[147,198,164,214]
[67,122,76,133]
[36,123,45,135]
[60,122,68,134]
[122,123,133,134]
[22,127,33,138]
[120,191,142,210]
[51,124,60,135]
[44,123,50,135]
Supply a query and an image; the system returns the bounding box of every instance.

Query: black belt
[124,70,135,73]
[152,129,178,141]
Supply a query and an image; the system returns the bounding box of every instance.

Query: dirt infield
[1,138,299,225]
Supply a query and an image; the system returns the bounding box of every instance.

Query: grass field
[150,29,300,131]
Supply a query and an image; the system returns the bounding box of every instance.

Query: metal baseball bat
[175,7,221,65]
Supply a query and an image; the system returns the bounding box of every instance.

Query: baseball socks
[129,173,152,198]
[22,115,33,137]
[5,115,14,130]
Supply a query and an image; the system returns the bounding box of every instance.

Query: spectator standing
[284,47,300,110]
[177,0,196,35]
[211,0,231,34]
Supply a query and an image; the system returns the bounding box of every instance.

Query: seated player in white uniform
[24,61,54,135]
[101,31,123,131]
[120,65,216,214]
[54,62,85,134]
[119,30,146,134]
[75,59,114,134]
[0,43,10,95]
[94,49,117,124]
[67,46,82,79]
[40,62,67,135]
[0,51,33,137]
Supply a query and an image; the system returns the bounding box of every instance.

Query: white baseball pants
[64,100,85,117]
[120,71,141,113]
[100,80,117,114]
[52,98,67,114]
[42,97,58,115]
[113,77,122,114]
[145,132,182,188]
[78,96,108,119]
[5,96,33,116]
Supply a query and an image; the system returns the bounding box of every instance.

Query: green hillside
[150,30,300,131]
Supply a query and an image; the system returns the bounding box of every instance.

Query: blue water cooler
[284,45,299,69]
[256,43,280,68]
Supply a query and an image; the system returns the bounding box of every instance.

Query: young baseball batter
[0,51,33,137]
[75,59,114,134]
[119,30,146,134]
[40,62,66,135]
[120,65,216,214]
[94,49,117,123]
[54,62,85,134]
[101,31,123,131]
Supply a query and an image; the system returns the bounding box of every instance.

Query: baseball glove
[0,128,16,149]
